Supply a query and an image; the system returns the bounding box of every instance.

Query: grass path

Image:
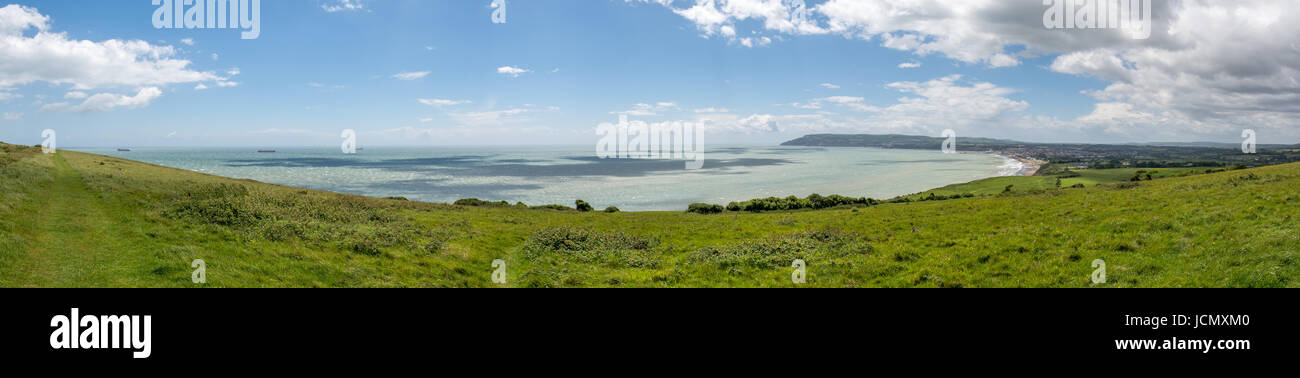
[16,153,136,287]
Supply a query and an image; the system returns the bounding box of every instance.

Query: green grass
[1058,167,1217,188]
[904,176,1060,199]
[902,167,1221,200]
[2,143,1298,288]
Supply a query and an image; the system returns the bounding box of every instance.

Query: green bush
[604,206,620,213]
[524,228,653,252]
[454,198,510,207]
[687,203,724,214]
[575,199,594,212]
[688,229,867,268]
[725,194,877,212]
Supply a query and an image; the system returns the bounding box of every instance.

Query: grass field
[1058,167,1217,188]
[903,176,1060,199]
[899,167,1222,201]
[2,143,1298,288]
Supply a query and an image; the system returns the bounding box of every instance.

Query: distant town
[782,134,1300,171]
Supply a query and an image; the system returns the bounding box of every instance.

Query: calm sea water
[73,145,1021,211]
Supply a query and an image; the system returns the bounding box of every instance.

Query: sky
[1,0,1298,147]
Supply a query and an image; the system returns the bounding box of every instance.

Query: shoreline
[985,152,1042,176]
[61,145,1038,211]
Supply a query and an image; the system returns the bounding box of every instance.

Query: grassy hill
[2,142,1297,287]
[895,167,1220,201]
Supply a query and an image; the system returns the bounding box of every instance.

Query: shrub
[688,229,867,268]
[524,228,653,252]
[687,203,724,214]
[454,198,510,207]
[575,199,594,212]
[160,183,440,256]
[724,194,876,212]
[604,206,620,213]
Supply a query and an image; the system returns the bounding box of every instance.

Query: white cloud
[630,0,1300,141]
[41,87,163,113]
[696,113,782,133]
[0,3,47,35]
[179,38,194,46]
[791,101,821,110]
[418,118,434,123]
[393,71,430,80]
[898,61,921,69]
[750,75,1033,138]
[694,107,731,113]
[613,101,679,116]
[871,75,1028,131]
[194,84,208,90]
[738,36,772,48]
[1048,1,1300,140]
[819,96,864,104]
[322,0,365,13]
[227,67,241,76]
[819,83,840,89]
[215,81,239,87]
[0,91,22,101]
[791,95,872,112]
[307,82,345,89]
[417,98,472,107]
[64,91,87,99]
[2,112,20,120]
[0,5,218,89]
[449,109,530,126]
[629,0,826,47]
[496,66,531,78]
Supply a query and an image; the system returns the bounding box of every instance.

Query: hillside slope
[1,143,1297,287]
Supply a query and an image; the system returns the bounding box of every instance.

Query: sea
[72,145,1024,212]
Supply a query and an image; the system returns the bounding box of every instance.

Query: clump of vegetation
[604,206,620,213]
[1129,170,1156,182]
[524,227,653,252]
[160,182,445,256]
[0,144,40,166]
[575,199,594,212]
[687,203,725,214]
[725,194,876,213]
[688,229,868,269]
[890,192,975,204]
[454,198,512,207]
[455,198,577,211]
[1226,173,1261,186]
[515,228,661,287]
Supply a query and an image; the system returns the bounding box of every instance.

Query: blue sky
[1,0,1297,147]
